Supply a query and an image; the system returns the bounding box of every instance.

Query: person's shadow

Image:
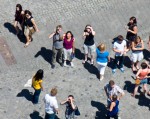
[30,111,43,119]
[4,22,26,43]
[83,62,99,79]
[17,89,33,102]
[143,49,150,61]
[4,22,16,35]
[91,100,107,119]
[135,88,150,110]
[35,47,53,65]
[75,48,84,60]
[123,80,135,93]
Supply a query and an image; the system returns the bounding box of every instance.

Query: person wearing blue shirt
[96,43,110,81]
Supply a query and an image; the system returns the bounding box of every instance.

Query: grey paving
[0,0,150,119]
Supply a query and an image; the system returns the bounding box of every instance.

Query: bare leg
[131,85,139,97]
[14,21,19,35]
[143,84,147,95]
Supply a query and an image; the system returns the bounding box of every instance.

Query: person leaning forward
[49,25,64,69]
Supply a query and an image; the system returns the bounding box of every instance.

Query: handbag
[75,107,80,116]
[24,78,32,87]
[135,78,140,85]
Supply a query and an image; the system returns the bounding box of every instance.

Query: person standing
[63,31,75,67]
[60,95,78,119]
[126,16,138,49]
[96,43,110,81]
[14,4,24,35]
[24,10,39,47]
[32,69,44,104]
[131,62,150,97]
[106,95,119,119]
[104,80,124,107]
[49,25,64,69]
[112,35,127,74]
[131,36,144,71]
[82,25,96,65]
[44,88,59,119]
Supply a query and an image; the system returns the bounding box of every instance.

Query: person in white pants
[96,43,110,81]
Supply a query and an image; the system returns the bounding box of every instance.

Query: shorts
[131,52,143,62]
[83,44,96,55]
[140,78,148,84]
[24,26,35,36]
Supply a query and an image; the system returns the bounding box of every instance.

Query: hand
[36,29,39,32]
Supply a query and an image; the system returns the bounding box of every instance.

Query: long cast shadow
[83,62,99,79]
[75,48,84,60]
[17,89,33,102]
[136,89,150,110]
[91,100,107,119]
[35,47,53,65]
[4,22,16,35]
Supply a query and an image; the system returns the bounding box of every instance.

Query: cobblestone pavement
[0,0,150,119]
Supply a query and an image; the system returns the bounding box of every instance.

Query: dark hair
[65,31,74,39]
[118,35,124,41]
[130,16,137,25]
[109,80,115,86]
[68,95,74,99]
[84,24,91,32]
[16,4,22,14]
[34,69,44,81]
[141,62,148,69]
[25,10,32,16]
[112,95,118,101]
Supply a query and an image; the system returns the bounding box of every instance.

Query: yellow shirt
[32,77,42,90]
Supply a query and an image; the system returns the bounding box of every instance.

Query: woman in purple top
[96,43,110,81]
[63,31,75,67]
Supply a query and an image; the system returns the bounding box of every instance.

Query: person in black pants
[112,35,128,74]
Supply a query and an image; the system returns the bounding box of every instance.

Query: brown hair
[50,88,57,96]
[109,80,115,86]
[98,43,106,51]
[118,35,124,41]
[134,36,141,44]
[112,94,118,101]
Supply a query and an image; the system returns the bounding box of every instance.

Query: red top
[63,38,74,50]
[139,69,149,80]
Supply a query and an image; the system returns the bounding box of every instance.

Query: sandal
[82,59,87,64]
[24,42,30,48]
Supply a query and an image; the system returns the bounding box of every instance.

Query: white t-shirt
[44,94,58,114]
[113,40,126,56]
[105,84,124,99]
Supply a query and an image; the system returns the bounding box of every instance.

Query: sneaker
[63,62,67,67]
[60,62,63,67]
[120,68,124,73]
[82,59,87,64]
[112,69,116,74]
[100,75,104,81]
[90,60,94,65]
[70,62,74,67]
[51,64,55,69]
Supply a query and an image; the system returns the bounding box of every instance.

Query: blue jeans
[33,89,41,104]
[113,56,124,69]
[45,112,55,119]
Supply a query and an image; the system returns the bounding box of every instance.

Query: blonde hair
[50,88,57,96]
[98,43,106,51]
